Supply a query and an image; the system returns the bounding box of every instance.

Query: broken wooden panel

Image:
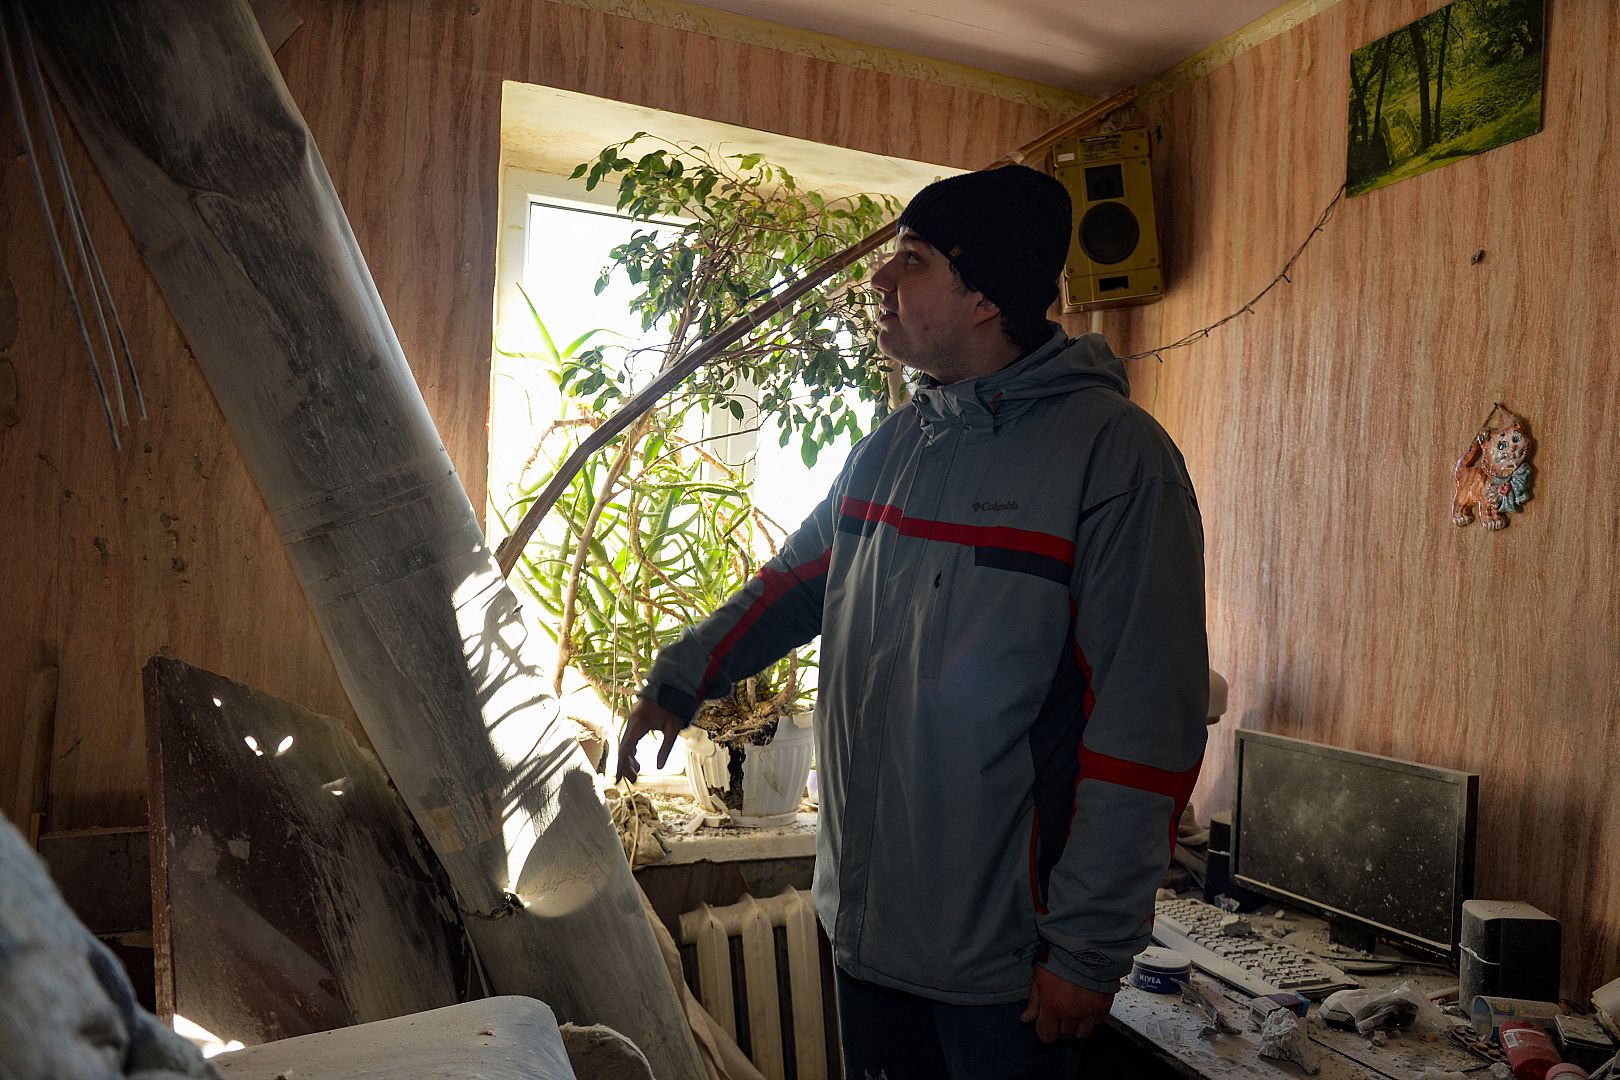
[37,826,150,935]
[144,654,479,1046]
[0,811,222,1080]
[26,3,706,1075]
[37,825,157,1012]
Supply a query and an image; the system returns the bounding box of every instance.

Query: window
[490,85,956,781]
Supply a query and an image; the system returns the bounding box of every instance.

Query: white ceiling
[689,0,1290,95]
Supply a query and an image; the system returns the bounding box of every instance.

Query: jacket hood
[910,327,1129,438]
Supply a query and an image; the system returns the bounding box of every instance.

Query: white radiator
[678,887,828,1080]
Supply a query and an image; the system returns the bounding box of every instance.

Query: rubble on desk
[1179,980,1239,1038]
[1257,1009,1319,1074]
[1321,983,1453,1035]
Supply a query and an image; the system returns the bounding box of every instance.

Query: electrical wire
[1119,183,1347,363]
[0,1,121,447]
[13,2,142,421]
[14,5,144,420]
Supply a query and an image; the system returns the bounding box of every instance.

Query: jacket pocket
[919,559,955,679]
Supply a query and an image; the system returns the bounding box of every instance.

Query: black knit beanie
[896,164,1072,322]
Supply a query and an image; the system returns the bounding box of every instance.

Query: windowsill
[627,782,819,865]
[659,810,818,865]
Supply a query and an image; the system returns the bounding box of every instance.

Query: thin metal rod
[494,87,1138,576]
[67,183,146,419]
[14,2,136,423]
[0,1,120,448]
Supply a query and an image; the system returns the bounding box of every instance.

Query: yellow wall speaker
[1053,129,1163,310]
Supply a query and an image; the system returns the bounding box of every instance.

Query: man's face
[870,229,995,382]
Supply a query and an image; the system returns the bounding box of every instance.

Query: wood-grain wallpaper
[0,2,1060,828]
[6,0,1611,1003]
[1093,0,1617,999]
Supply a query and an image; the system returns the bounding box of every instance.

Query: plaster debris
[1257,1009,1319,1074]
[606,787,669,868]
[1180,980,1239,1039]
[560,1023,655,1080]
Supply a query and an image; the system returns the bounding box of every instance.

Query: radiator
[678,887,828,1080]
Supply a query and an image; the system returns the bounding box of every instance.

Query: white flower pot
[682,711,813,827]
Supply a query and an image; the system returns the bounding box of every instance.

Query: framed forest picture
[1347,0,1545,197]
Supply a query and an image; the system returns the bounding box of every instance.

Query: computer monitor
[1231,730,1478,959]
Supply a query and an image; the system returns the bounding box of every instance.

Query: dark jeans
[834,967,1084,1080]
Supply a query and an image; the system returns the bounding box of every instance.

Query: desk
[1107,973,1484,1079]
[1106,911,1488,1079]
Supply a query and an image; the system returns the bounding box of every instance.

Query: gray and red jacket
[642,329,1208,1002]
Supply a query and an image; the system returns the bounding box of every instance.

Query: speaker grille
[1078,202,1140,265]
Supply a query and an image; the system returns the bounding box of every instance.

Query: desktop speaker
[1459,900,1561,1005]
[1052,129,1163,311]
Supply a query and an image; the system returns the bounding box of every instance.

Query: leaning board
[144,655,480,1045]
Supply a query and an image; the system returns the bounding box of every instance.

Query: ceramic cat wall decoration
[1452,407,1533,531]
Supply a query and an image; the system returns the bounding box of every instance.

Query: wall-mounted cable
[1119,184,1346,363]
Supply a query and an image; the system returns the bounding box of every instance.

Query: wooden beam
[9,664,58,846]
[23,3,704,1075]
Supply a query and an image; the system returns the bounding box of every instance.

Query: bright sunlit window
[489,170,866,771]
[493,188,855,541]
[489,94,953,781]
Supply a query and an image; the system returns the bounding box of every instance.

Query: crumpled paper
[1257,1009,1319,1074]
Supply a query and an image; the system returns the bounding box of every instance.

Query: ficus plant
[500,138,903,752]
[567,134,901,468]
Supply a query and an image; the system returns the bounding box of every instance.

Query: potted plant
[497,138,899,824]
[509,353,815,823]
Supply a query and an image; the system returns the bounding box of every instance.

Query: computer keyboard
[1152,897,1361,999]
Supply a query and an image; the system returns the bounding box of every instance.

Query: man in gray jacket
[618,165,1208,1079]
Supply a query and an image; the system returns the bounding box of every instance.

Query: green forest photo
[1347,0,1544,196]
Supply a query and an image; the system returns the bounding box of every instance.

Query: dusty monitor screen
[1231,731,1478,956]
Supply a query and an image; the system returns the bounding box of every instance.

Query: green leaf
[514,284,560,363]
